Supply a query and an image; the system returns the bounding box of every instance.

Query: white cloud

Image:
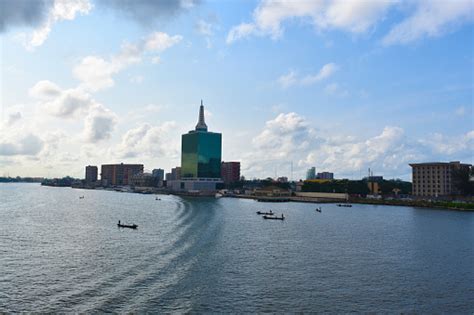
[83,104,118,143]
[0,133,44,156]
[29,82,95,119]
[28,79,119,143]
[226,23,257,44]
[278,70,298,88]
[252,112,315,157]
[19,0,92,50]
[5,112,22,126]
[227,0,395,43]
[227,0,473,45]
[244,112,473,180]
[73,31,182,92]
[73,56,119,91]
[114,122,177,158]
[419,130,474,155]
[321,0,395,33]
[278,63,338,88]
[144,32,183,51]
[43,88,93,118]
[383,0,474,45]
[29,80,62,99]
[301,63,339,85]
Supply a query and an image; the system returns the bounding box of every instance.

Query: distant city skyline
[0,0,473,180]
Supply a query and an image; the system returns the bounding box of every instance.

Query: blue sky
[0,0,473,180]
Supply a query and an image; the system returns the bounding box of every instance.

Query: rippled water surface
[1,183,473,312]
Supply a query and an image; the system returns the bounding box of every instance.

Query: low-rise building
[410,161,471,197]
[167,177,223,193]
[367,176,383,195]
[317,172,334,180]
[101,163,143,186]
[221,161,240,184]
[130,173,157,187]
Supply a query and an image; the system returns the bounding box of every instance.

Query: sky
[0,0,473,180]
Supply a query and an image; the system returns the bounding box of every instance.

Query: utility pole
[290,161,293,181]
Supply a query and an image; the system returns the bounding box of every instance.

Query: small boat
[215,193,223,198]
[117,220,138,229]
[263,214,285,220]
[79,196,84,199]
[337,204,352,207]
[256,210,274,215]
[316,207,322,213]
[155,197,161,201]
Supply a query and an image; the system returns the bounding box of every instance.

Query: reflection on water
[0,183,473,312]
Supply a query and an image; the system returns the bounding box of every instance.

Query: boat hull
[263,215,284,220]
[117,224,138,229]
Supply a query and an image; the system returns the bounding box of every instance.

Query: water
[1,183,473,312]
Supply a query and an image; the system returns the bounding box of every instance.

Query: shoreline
[228,195,474,211]
[34,182,474,212]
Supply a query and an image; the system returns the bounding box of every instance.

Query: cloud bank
[227,0,473,45]
[243,112,474,179]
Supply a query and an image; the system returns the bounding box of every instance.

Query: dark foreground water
[0,183,473,312]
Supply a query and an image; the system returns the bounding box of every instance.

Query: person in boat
[118,220,121,225]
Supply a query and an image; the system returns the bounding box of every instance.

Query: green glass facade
[181,131,222,178]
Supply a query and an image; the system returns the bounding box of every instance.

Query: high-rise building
[181,101,222,179]
[221,161,240,184]
[306,167,316,180]
[101,163,144,186]
[152,168,164,181]
[410,161,471,197]
[85,165,98,182]
[317,172,334,180]
[168,101,223,192]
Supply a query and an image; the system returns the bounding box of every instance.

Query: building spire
[195,100,208,131]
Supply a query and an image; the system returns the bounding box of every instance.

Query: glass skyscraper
[181,101,222,179]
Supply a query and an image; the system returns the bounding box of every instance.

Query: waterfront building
[169,101,223,192]
[410,161,471,197]
[367,176,383,195]
[101,163,143,186]
[317,172,334,180]
[165,172,172,181]
[152,168,164,181]
[130,173,157,187]
[171,167,181,180]
[181,101,222,179]
[221,161,240,184]
[306,167,316,180]
[85,165,98,183]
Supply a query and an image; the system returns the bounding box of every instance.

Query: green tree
[452,167,473,196]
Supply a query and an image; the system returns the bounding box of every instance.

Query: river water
[0,183,473,312]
